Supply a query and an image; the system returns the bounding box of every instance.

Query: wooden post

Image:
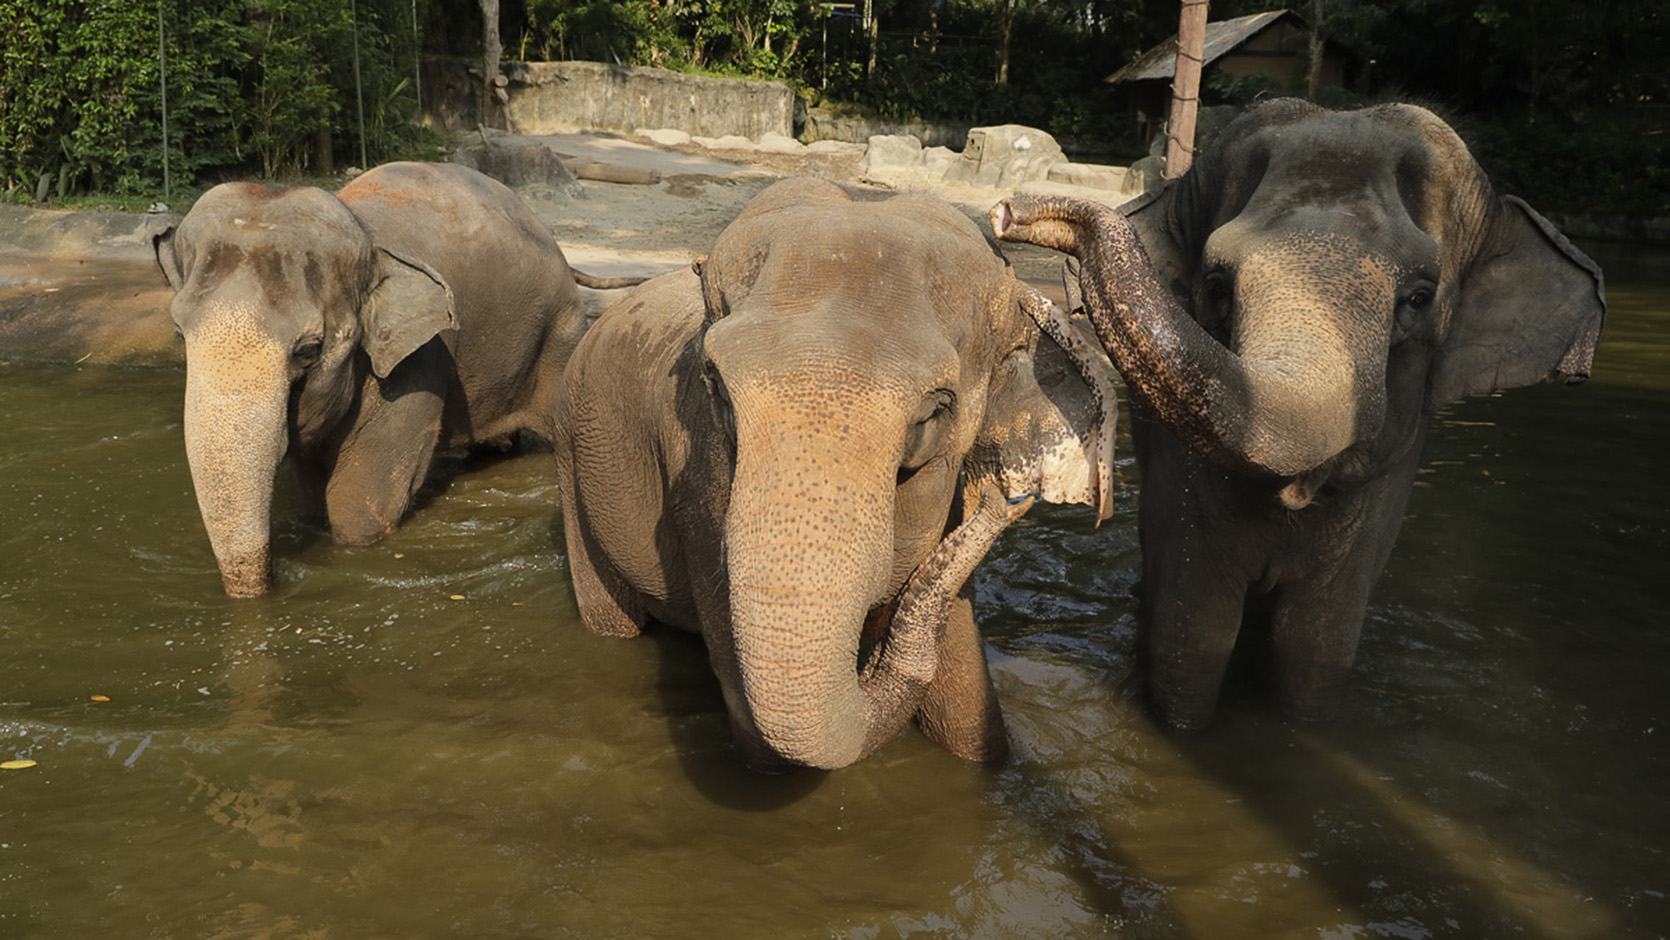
[350,0,368,169]
[865,0,878,79]
[1306,0,1325,100]
[1165,0,1208,179]
[479,0,502,128]
[157,0,169,199]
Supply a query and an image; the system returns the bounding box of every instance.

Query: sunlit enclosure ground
[1,141,1667,939]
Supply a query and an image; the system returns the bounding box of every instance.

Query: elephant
[555,177,1119,771]
[991,100,1606,730]
[153,161,641,597]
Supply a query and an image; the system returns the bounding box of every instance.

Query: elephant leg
[1144,559,1248,732]
[1268,580,1371,723]
[325,374,444,546]
[291,452,331,525]
[1271,482,1414,721]
[915,585,1008,762]
[557,474,646,638]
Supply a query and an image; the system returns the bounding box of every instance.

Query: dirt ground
[0,132,1095,366]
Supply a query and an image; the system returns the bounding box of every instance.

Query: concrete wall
[424,59,793,140]
[800,109,969,151]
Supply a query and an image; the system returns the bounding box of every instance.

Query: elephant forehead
[707,303,962,394]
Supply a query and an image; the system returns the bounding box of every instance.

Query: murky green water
[2,242,1666,939]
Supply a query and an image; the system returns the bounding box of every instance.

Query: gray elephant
[555,178,1118,771]
[153,161,639,597]
[992,100,1605,730]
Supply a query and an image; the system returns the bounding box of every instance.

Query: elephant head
[687,178,1114,768]
[994,100,1604,504]
[993,100,1606,729]
[153,182,456,597]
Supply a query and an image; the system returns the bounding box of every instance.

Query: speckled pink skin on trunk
[993,100,1605,730]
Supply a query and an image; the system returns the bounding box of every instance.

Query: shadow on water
[544,511,829,812]
[644,624,830,810]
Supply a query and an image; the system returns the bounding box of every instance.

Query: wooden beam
[1166,0,1209,178]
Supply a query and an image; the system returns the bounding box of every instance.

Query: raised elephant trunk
[725,425,1030,770]
[182,319,292,598]
[992,196,1385,492]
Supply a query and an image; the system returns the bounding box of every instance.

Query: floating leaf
[449,594,466,601]
[1,760,37,770]
[90,694,110,702]
[511,602,524,607]
[394,553,406,559]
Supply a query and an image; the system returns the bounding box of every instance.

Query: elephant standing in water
[154,162,638,597]
[556,178,1118,771]
[993,100,1606,730]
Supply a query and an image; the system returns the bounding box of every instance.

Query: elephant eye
[702,361,737,445]
[1198,270,1234,339]
[1203,271,1232,304]
[292,338,323,366]
[703,361,730,403]
[1395,278,1439,340]
[900,391,953,472]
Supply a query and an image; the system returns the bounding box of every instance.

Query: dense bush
[3,0,1666,215]
[0,0,430,199]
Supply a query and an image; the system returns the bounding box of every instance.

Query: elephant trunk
[182,327,292,598]
[992,196,1382,484]
[725,431,1027,770]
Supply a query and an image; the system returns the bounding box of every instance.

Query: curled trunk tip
[217,548,273,598]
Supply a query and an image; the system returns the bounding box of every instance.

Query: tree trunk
[1306,0,1325,100]
[867,7,879,78]
[1165,0,1209,179]
[478,0,502,129]
[995,0,1012,85]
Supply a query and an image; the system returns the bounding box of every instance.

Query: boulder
[636,127,693,147]
[943,125,1066,189]
[757,132,807,154]
[804,139,867,157]
[1046,162,1127,193]
[859,134,924,174]
[692,134,755,151]
[1126,155,1167,195]
[451,136,584,198]
[919,146,958,179]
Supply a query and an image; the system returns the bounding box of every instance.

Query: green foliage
[1468,109,1670,217]
[0,0,426,199]
[4,0,1666,217]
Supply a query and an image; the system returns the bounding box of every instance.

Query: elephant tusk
[1015,285,1119,525]
[1278,464,1333,511]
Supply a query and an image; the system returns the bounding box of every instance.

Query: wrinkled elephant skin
[993,101,1606,730]
[556,178,1115,771]
[154,162,593,597]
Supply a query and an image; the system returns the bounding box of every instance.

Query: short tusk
[1016,286,1119,524]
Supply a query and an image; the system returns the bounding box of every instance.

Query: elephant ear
[1427,196,1607,408]
[971,282,1118,523]
[151,222,185,291]
[361,247,458,379]
[1121,182,1196,300]
[691,255,728,323]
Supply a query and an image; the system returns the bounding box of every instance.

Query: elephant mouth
[1277,464,1333,511]
[857,489,1038,648]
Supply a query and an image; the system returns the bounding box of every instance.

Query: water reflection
[1,240,1666,939]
